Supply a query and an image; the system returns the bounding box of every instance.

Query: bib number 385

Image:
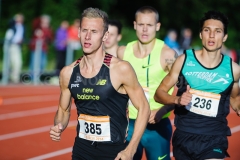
[185,89,221,117]
[84,122,102,135]
[78,114,111,141]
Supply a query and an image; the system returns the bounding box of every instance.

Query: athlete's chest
[182,60,233,93]
[70,67,114,101]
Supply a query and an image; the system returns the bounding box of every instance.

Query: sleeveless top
[123,39,173,119]
[68,53,129,143]
[175,49,234,135]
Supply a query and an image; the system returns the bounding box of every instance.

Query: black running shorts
[172,129,229,160]
[72,137,127,160]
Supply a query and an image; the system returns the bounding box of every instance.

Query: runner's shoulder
[59,65,74,87]
[110,56,133,73]
[231,61,240,80]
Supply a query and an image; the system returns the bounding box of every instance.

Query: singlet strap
[74,56,83,66]
[75,53,112,67]
[104,53,112,67]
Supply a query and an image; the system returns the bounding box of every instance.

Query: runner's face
[79,17,108,54]
[134,12,160,44]
[200,19,227,52]
[104,25,120,49]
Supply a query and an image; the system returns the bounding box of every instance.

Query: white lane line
[231,125,240,134]
[1,95,59,105]
[0,106,58,120]
[0,106,76,120]
[0,121,77,141]
[27,147,72,160]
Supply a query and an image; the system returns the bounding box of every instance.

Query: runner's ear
[223,34,228,42]
[102,31,109,42]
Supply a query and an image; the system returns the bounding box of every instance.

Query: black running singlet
[68,53,129,144]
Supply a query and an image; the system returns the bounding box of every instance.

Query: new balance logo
[71,84,79,88]
[96,79,107,85]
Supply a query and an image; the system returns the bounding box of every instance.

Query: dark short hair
[199,10,229,35]
[108,19,122,34]
[135,6,159,23]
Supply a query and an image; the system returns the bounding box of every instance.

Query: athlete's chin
[139,39,151,44]
[82,48,92,55]
[104,44,112,48]
[203,45,222,52]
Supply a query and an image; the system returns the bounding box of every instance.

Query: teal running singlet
[175,49,234,136]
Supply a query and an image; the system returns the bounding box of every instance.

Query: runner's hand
[50,123,63,141]
[114,149,133,160]
[148,108,166,124]
[178,85,192,106]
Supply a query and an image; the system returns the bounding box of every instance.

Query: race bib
[128,86,149,105]
[78,114,111,141]
[185,89,221,117]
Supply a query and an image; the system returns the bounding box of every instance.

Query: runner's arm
[154,54,185,105]
[230,62,240,116]
[54,66,73,131]
[161,45,178,72]
[148,45,178,123]
[119,61,150,157]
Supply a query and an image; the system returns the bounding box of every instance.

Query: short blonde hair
[135,6,159,23]
[81,7,109,34]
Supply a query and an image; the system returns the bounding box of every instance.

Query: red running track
[0,85,239,160]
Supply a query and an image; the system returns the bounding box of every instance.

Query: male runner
[154,10,240,160]
[49,7,150,160]
[104,19,122,57]
[118,6,177,160]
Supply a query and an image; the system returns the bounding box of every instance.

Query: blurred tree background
[0,0,240,72]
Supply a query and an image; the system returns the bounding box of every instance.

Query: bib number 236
[185,89,221,117]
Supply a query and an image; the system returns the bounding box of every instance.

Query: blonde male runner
[49,7,150,160]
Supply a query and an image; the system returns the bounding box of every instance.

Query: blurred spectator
[221,44,239,63]
[29,14,53,74]
[164,29,180,55]
[103,19,122,57]
[67,19,81,50]
[237,50,240,64]
[179,27,192,54]
[3,13,25,84]
[54,20,69,76]
[65,19,81,65]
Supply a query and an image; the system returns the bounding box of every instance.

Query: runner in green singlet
[118,6,177,160]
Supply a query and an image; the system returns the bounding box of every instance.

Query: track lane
[0,85,239,160]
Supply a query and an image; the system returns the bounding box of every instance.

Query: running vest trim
[68,53,129,143]
[175,49,234,135]
[123,39,173,119]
